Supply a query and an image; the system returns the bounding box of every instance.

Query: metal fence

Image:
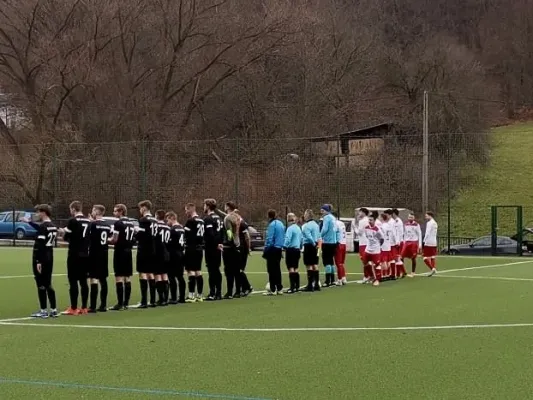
[1,130,532,247]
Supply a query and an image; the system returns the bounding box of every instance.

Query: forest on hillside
[0,0,531,216]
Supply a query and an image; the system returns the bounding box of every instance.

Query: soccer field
[1,249,533,399]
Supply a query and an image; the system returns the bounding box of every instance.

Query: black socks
[90,283,98,310]
[140,279,148,305]
[196,276,203,296]
[125,281,132,306]
[116,282,124,306]
[148,279,156,304]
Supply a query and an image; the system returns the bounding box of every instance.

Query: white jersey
[404,221,422,248]
[381,221,395,252]
[375,219,382,227]
[335,220,347,245]
[358,217,369,246]
[424,218,438,247]
[364,225,383,254]
[393,217,404,244]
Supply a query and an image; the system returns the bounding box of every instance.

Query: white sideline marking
[437,275,533,282]
[1,320,533,332]
[436,260,531,274]
[0,317,33,323]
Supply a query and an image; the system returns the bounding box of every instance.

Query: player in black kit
[135,200,157,308]
[154,210,171,306]
[61,201,90,315]
[222,202,241,299]
[108,204,135,311]
[166,211,186,304]
[236,210,253,297]
[88,205,112,313]
[184,203,205,303]
[203,199,223,301]
[26,204,59,318]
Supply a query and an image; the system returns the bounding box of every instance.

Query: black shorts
[222,246,240,271]
[88,253,109,279]
[67,254,89,280]
[113,249,133,277]
[303,244,319,266]
[153,256,170,275]
[205,248,222,270]
[285,248,301,269]
[33,261,53,287]
[184,248,203,272]
[321,243,337,266]
[136,250,153,274]
[168,253,184,277]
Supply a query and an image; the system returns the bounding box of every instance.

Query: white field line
[0,317,33,323]
[436,260,531,274]
[437,275,533,282]
[1,320,533,332]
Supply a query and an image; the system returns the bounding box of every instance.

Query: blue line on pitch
[0,377,275,400]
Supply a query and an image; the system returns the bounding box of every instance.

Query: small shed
[310,123,395,167]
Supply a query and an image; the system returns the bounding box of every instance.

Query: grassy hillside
[449,122,533,237]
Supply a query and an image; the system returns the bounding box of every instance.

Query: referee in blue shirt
[320,204,338,287]
[284,213,303,294]
[262,209,285,295]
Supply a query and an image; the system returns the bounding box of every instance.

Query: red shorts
[380,250,392,263]
[335,244,346,265]
[401,242,419,259]
[359,245,367,260]
[423,246,437,258]
[363,252,381,266]
[391,246,399,259]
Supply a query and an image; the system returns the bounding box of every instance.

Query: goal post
[490,205,523,256]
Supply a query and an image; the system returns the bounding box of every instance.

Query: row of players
[262,205,438,293]
[28,199,250,317]
[27,201,437,317]
[351,207,438,287]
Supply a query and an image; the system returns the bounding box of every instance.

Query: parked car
[0,210,39,239]
[441,235,519,255]
[247,226,264,250]
[511,228,533,253]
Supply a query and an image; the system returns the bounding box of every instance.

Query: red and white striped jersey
[392,217,404,244]
[364,225,383,254]
[381,221,395,252]
[404,221,422,248]
[424,218,438,247]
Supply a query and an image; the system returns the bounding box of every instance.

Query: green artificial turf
[1,247,533,399]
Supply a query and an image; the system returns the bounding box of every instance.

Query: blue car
[0,210,39,239]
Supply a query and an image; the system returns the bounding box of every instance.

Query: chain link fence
[1,130,531,249]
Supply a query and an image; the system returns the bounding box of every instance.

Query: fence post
[52,142,58,207]
[336,134,341,217]
[12,205,15,247]
[234,137,240,205]
[140,140,146,200]
[447,132,451,253]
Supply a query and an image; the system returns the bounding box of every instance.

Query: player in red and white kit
[391,209,406,278]
[363,215,384,287]
[334,214,347,285]
[423,211,438,276]
[380,212,395,280]
[401,213,422,277]
[356,208,371,283]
